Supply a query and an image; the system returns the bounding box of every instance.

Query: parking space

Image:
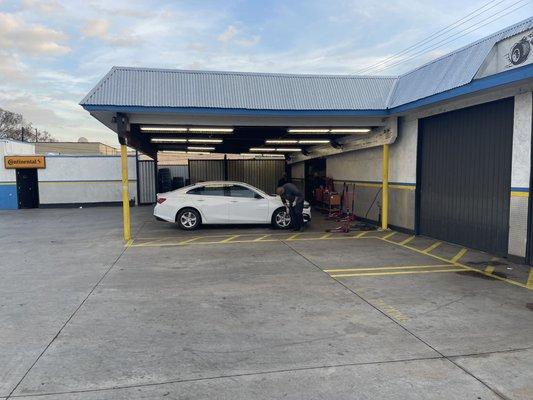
[1,207,532,399]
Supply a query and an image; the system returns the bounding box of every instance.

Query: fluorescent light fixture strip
[141,126,233,134]
[187,146,215,151]
[266,139,330,145]
[287,128,371,134]
[151,138,222,144]
[250,147,301,153]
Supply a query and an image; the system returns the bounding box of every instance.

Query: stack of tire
[158,169,172,193]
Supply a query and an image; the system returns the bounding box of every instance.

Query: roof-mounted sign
[475,29,533,79]
[4,155,46,169]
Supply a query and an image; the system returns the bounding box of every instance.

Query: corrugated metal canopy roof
[81,69,396,110]
[81,17,533,112]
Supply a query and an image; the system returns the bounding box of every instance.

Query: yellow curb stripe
[422,241,442,253]
[331,268,466,278]
[355,231,368,238]
[287,233,301,240]
[527,268,533,289]
[320,233,332,239]
[399,235,415,245]
[324,264,454,273]
[451,248,468,263]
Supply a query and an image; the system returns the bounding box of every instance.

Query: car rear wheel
[177,208,201,230]
[272,208,292,229]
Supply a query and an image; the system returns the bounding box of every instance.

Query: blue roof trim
[389,64,533,114]
[82,105,388,117]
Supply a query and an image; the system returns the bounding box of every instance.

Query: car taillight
[157,197,166,204]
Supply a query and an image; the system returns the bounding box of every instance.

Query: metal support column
[382,144,389,230]
[121,143,131,242]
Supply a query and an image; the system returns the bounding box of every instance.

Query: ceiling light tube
[151,138,187,143]
[187,146,215,151]
[188,127,233,133]
[187,151,211,155]
[329,128,371,133]
[250,147,276,152]
[187,138,223,144]
[265,139,298,144]
[288,128,329,134]
[141,126,188,132]
[297,139,330,144]
[275,148,301,152]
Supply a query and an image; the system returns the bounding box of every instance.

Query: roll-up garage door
[418,98,514,256]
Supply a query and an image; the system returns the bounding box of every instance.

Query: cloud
[237,35,261,47]
[80,18,138,47]
[0,51,30,81]
[217,25,261,47]
[0,12,70,56]
[217,25,238,43]
[20,0,65,15]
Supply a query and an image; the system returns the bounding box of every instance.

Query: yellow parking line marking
[380,237,530,290]
[178,236,201,245]
[324,264,454,273]
[125,239,133,248]
[382,231,396,240]
[320,233,332,239]
[355,231,368,238]
[527,268,533,289]
[485,265,495,274]
[254,234,270,242]
[399,235,415,245]
[219,235,240,243]
[422,241,442,253]
[287,233,300,240]
[451,248,467,263]
[330,268,466,278]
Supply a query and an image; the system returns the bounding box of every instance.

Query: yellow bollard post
[121,143,131,242]
[382,144,389,230]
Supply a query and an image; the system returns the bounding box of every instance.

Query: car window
[228,185,259,198]
[187,185,226,196]
[187,186,204,195]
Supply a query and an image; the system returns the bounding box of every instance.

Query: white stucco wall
[38,156,137,205]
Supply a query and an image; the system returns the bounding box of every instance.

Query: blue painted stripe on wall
[510,187,529,192]
[0,184,18,209]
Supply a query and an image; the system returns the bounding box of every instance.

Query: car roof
[194,181,252,186]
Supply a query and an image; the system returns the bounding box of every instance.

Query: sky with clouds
[0,0,531,147]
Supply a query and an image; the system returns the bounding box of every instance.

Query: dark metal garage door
[417,98,514,256]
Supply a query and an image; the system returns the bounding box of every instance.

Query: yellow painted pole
[121,144,131,242]
[382,144,389,230]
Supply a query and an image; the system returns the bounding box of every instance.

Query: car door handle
[197,199,205,202]
[230,200,238,203]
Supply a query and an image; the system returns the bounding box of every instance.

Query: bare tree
[0,108,57,142]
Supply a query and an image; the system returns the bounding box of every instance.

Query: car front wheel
[272,208,292,229]
[177,208,201,230]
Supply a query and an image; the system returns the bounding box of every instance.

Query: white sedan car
[154,181,311,230]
